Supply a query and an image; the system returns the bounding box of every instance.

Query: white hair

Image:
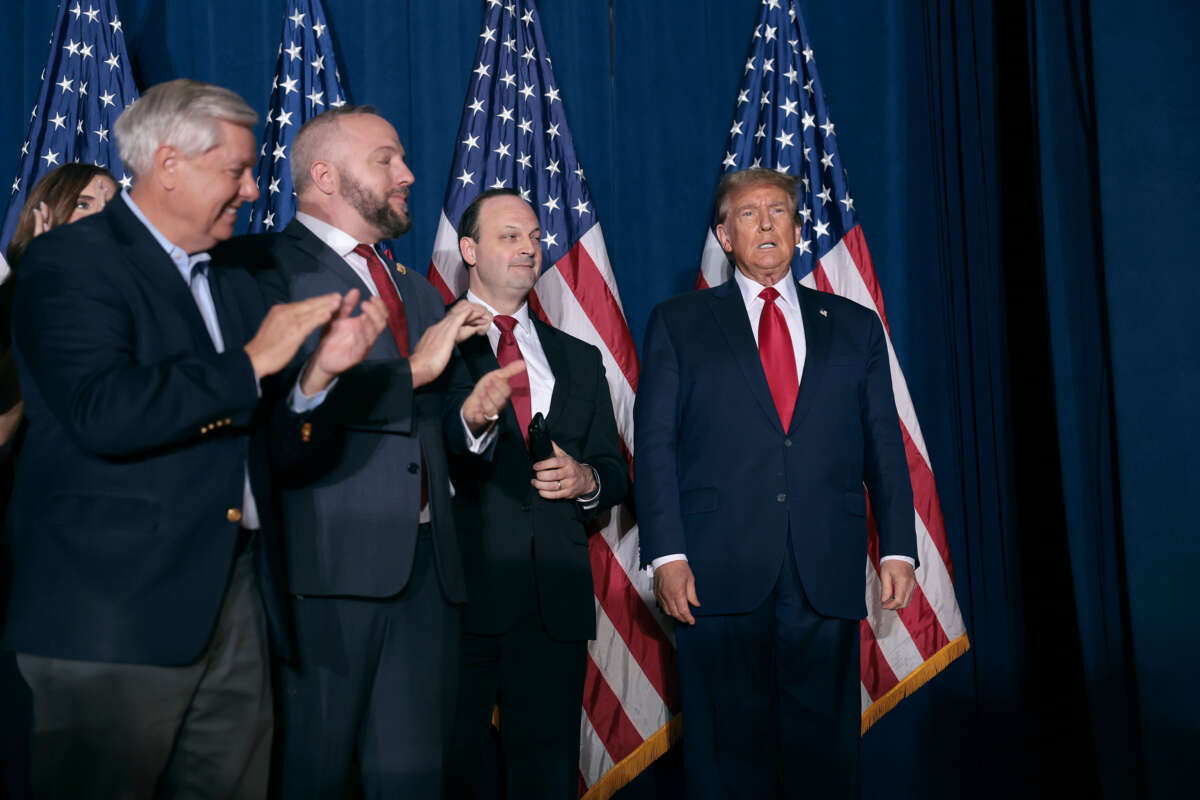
[114,79,257,177]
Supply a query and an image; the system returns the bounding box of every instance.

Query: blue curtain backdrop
[1,1,1196,797]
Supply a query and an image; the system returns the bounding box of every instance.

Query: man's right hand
[654,560,700,625]
[461,360,526,433]
[409,300,492,388]
[244,293,343,379]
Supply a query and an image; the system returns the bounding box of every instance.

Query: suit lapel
[108,199,217,352]
[281,219,376,298]
[707,279,783,432]
[534,319,572,426]
[789,282,831,434]
[206,267,247,348]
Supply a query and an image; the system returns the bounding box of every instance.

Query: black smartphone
[527,412,554,462]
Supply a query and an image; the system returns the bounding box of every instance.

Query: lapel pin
[819,308,828,317]
[395,263,407,275]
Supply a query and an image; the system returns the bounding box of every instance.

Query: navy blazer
[444,319,628,641]
[633,278,917,620]
[223,219,467,603]
[2,197,295,665]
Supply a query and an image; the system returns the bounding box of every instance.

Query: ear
[310,160,337,196]
[153,145,179,191]
[459,235,477,266]
[715,222,732,253]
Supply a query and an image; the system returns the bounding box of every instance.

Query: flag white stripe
[816,240,932,463]
[591,605,671,740]
[914,511,967,638]
[863,558,927,683]
[579,706,616,788]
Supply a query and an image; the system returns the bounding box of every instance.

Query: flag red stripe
[840,225,892,336]
[859,621,899,700]
[582,655,645,763]
[866,497,950,660]
[552,240,641,393]
[427,263,455,305]
[901,423,955,575]
[589,534,680,711]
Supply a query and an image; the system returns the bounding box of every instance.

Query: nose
[394,158,415,188]
[758,209,774,230]
[240,168,259,203]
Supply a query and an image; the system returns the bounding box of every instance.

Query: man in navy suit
[223,106,504,797]
[443,189,629,799]
[635,168,918,798]
[2,80,386,797]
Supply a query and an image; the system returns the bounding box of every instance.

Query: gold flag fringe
[577,633,967,798]
[860,632,970,734]
[580,714,683,800]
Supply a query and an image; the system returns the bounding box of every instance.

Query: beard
[339,171,411,238]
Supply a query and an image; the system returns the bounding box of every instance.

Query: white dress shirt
[651,269,913,571]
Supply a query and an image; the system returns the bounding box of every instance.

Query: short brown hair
[714,168,799,224]
[5,163,115,265]
[291,105,380,195]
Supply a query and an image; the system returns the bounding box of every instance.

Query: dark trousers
[277,525,460,799]
[447,575,588,800]
[675,537,861,800]
[15,542,272,800]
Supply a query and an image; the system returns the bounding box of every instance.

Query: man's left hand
[531,441,596,500]
[300,290,389,395]
[879,560,917,611]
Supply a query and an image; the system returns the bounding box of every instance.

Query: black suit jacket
[2,197,297,665]
[444,318,628,641]
[218,219,466,603]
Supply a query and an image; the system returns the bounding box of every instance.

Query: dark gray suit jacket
[218,219,466,603]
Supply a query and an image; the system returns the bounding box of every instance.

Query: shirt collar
[466,289,531,330]
[295,211,363,259]
[121,190,211,281]
[732,267,800,309]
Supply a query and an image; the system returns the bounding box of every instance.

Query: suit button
[784,438,792,447]
[776,493,786,503]
[226,508,243,523]
[408,462,419,474]
[300,422,312,443]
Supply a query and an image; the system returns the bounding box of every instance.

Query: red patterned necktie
[758,287,799,429]
[493,315,532,444]
[354,244,409,356]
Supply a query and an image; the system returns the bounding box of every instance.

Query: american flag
[428,1,677,797]
[0,0,137,275]
[248,0,347,233]
[698,0,969,731]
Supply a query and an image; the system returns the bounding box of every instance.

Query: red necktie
[493,315,532,444]
[353,243,426,507]
[354,244,409,357]
[758,287,798,429]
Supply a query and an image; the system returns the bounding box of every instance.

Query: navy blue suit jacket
[634,278,916,620]
[2,197,296,665]
[224,219,467,603]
